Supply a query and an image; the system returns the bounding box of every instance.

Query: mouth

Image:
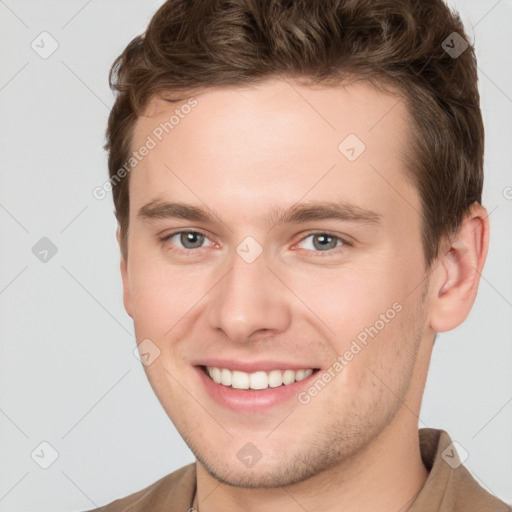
[195,363,321,412]
[202,365,317,390]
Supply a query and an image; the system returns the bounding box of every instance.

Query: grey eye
[177,231,206,249]
[300,233,343,251]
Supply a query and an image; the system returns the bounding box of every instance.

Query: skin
[118,79,489,512]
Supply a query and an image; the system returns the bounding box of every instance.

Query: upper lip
[194,359,320,373]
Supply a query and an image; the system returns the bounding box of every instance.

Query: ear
[117,227,133,318]
[428,202,490,332]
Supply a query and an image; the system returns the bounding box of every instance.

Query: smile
[205,366,315,390]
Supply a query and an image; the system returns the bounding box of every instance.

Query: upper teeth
[206,367,314,390]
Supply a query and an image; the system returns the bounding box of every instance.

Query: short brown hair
[106,0,483,267]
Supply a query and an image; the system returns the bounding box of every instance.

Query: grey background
[0,1,511,510]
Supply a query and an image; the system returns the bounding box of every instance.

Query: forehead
[136,79,407,153]
[129,79,417,226]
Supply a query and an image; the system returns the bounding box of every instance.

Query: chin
[192,438,353,489]
[198,456,316,488]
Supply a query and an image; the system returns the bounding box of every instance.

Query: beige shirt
[87,428,510,511]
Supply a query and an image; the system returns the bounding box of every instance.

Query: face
[121,79,432,487]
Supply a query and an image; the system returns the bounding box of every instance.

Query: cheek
[283,264,404,343]
[130,274,173,327]
[339,289,425,400]
[127,239,208,328]
[284,262,422,391]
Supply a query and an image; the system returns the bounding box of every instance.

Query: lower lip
[195,367,318,412]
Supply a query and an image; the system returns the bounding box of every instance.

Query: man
[89,0,510,510]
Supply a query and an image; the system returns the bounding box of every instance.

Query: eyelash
[159,230,352,257]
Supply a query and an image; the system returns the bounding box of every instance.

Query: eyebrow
[137,200,382,227]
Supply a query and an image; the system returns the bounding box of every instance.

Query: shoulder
[453,464,511,511]
[83,463,196,512]
[413,429,510,511]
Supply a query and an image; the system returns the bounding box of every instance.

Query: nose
[206,249,292,344]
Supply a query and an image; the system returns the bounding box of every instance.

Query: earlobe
[117,227,133,318]
[429,203,489,333]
